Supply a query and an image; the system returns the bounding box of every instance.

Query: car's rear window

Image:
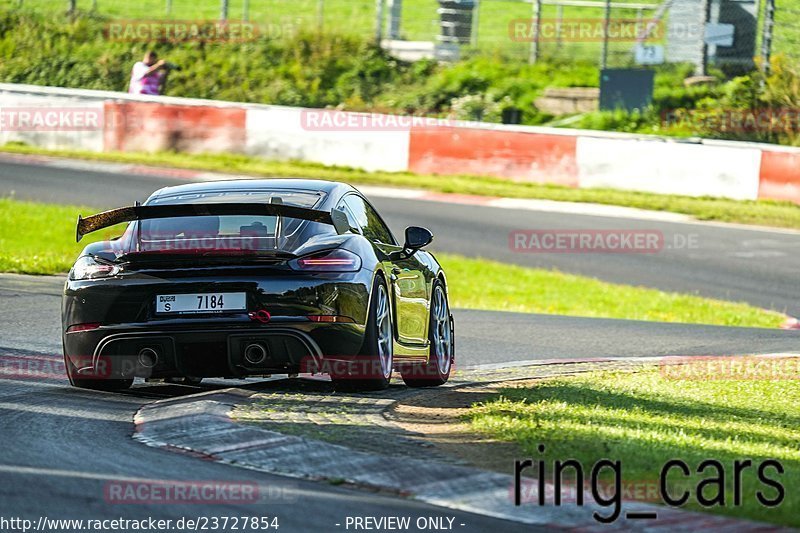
[116,189,331,256]
[147,189,325,208]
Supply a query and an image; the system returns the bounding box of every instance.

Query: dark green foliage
[2,10,798,144]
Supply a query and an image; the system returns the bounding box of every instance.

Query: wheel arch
[436,271,448,295]
[366,265,395,336]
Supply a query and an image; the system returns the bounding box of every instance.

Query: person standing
[128,51,167,95]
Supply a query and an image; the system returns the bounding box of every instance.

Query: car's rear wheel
[332,275,393,391]
[63,349,133,391]
[401,281,453,387]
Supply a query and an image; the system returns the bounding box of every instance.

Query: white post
[472,0,480,46]
[388,0,402,39]
[375,0,385,43]
[601,0,611,69]
[556,3,563,50]
[220,0,229,22]
[529,0,542,63]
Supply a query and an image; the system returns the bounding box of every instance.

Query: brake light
[292,249,361,272]
[67,323,101,333]
[302,259,351,266]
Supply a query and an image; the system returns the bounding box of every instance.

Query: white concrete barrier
[576,137,763,200]
[0,91,104,152]
[3,82,800,204]
[245,107,410,172]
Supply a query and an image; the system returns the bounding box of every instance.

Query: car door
[341,194,430,346]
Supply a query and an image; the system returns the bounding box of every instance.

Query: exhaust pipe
[243,343,268,365]
[137,347,159,368]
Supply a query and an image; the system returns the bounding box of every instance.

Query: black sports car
[62,179,454,391]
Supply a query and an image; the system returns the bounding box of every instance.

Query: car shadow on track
[123,375,344,400]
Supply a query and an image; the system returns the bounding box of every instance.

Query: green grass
[0,198,117,274]
[5,143,800,230]
[0,197,785,327]
[467,368,800,526]
[439,254,784,327]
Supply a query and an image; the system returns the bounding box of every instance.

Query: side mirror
[404,226,433,252]
[331,208,351,235]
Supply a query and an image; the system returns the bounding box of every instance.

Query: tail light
[67,323,101,333]
[291,249,361,272]
[69,255,119,281]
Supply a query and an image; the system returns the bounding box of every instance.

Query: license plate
[156,293,246,314]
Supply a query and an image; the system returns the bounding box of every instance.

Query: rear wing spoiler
[76,203,351,242]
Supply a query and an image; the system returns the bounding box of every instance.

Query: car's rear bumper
[62,268,373,379]
[64,320,365,379]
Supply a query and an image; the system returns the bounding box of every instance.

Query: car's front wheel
[332,275,393,391]
[401,281,453,387]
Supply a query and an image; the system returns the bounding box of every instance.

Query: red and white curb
[133,381,786,531]
[781,317,800,330]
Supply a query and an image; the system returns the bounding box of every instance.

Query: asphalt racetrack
[1,154,799,530]
[2,155,800,316]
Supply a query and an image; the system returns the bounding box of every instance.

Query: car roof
[146,178,356,204]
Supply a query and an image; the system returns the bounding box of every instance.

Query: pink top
[128,62,163,95]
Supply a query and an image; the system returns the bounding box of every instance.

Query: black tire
[332,275,393,391]
[401,280,453,388]
[63,351,133,391]
[166,376,204,385]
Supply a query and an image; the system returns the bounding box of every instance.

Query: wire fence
[769,0,800,62]
[5,0,667,66]
[381,0,668,66]
[4,0,796,71]
[11,0,370,31]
